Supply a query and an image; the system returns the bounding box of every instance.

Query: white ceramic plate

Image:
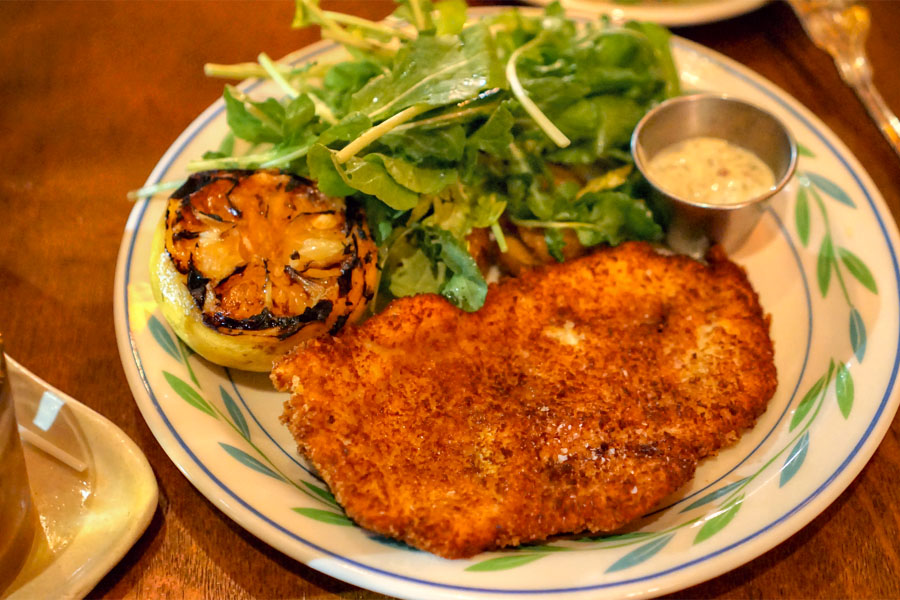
[5,357,158,600]
[114,24,900,600]
[525,0,767,27]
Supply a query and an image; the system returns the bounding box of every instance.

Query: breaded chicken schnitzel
[272,242,776,559]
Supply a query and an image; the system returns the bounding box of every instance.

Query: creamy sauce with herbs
[647,136,776,205]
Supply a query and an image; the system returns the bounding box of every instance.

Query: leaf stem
[204,62,301,80]
[260,143,315,169]
[335,103,430,163]
[187,150,279,172]
[491,222,508,253]
[506,35,571,148]
[508,140,529,172]
[391,102,499,132]
[511,217,605,232]
[321,28,395,59]
[367,55,473,120]
[303,89,338,125]
[226,85,284,137]
[321,9,414,40]
[409,0,427,30]
[257,52,298,99]
[298,0,344,37]
[127,179,185,201]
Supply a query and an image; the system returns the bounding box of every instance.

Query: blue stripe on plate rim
[120,35,900,595]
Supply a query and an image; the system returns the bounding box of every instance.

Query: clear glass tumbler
[0,340,36,594]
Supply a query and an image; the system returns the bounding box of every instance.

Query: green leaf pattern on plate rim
[148,140,877,573]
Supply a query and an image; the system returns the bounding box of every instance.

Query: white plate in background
[526,0,767,27]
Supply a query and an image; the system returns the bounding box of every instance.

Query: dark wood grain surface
[1,1,898,598]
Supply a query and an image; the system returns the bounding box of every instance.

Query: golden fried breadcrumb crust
[272,241,777,559]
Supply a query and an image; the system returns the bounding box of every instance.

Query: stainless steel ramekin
[631,93,797,254]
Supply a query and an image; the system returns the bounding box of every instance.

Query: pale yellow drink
[0,343,36,594]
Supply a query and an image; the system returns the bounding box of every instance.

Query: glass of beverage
[0,338,37,594]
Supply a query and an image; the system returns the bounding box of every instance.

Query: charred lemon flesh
[150,169,378,371]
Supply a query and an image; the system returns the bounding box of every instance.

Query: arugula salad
[152,0,680,313]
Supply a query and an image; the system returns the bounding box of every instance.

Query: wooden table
[1,1,898,598]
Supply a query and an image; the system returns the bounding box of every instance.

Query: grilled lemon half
[149,169,378,372]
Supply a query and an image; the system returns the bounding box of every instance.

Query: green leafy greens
[195,0,680,312]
